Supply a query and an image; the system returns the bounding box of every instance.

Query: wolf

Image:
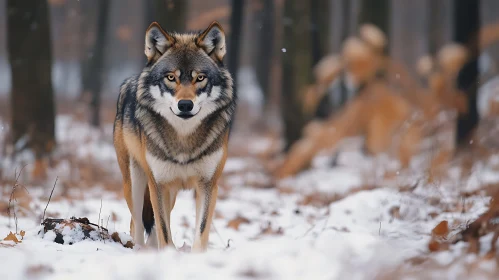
[113,21,236,252]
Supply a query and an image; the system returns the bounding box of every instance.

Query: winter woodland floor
[1,113,499,280]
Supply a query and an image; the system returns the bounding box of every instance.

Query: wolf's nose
[178,100,194,112]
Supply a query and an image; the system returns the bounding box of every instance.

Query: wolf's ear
[145,22,175,64]
[197,21,226,62]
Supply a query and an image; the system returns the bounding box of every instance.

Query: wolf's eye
[196,75,206,82]
[166,74,175,82]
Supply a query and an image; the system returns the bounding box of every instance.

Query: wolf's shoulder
[116,74,142,121]
[120,74,141,94]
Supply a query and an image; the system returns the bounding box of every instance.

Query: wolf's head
[138,21,234,135]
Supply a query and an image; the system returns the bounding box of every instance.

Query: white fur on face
[149,85,223,136]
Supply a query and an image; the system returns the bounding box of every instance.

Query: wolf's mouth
[178,113,194,119]
[171,108,196,119]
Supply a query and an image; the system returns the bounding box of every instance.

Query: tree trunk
[310,0,331,65]
[359,0,390,53]
[454,0,480,146]
[146,0,187,32]
[254,0,275,104]
[228,0,244,80]
[86,0,110,127]
[79,0,98,101]
[7,0,55,158]
[341,0,351,43]
[337,0,351,108]
[281,0,313,150]
[428,0,444,55]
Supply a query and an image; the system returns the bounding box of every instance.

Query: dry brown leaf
[111,232,121,243]
[277,187,296,195]
[389,206,401,219]
[0,201,8,215]
[428,221,451,253]
[428,238,449,252]
[260,222,284,236]
[111,232,134,249]
[124,240,134,249]
[432,221,449,237]
[111,212,119,222]
[20,230,25,240]
[227,216,251,231]
[3,231,21,243]
[428,212,439,219]
[214,210,224,219]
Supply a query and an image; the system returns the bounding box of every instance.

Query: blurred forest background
[4,2,499,277]
[0,0,499,176]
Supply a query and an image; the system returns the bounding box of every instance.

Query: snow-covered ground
[0,115,498,280]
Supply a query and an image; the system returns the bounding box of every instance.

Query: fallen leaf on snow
[215,210,225,219]
[227,216,251,230]
[110,232,134,249]
[432,221,449,237]
[260,222,284,236]
[111,212,119,222]
[389,206,401,219]
[428,221,450,252]
[3,231,21,243]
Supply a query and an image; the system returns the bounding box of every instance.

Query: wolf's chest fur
[145,148,223,186]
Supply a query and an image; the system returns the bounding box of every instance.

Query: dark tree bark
[145,0,187,33]
[331,0,351,53]
[311,0,331,65]
[359,0,390,53]
[7,0,55,158]
[454,0,480,146]
[228,0,245,80]
[337,0,351,108]
[281,0,313,150]
[341,0,351,43]
[428,0,444,55]
[254,0,275,104]
[87,0,110,127]
[79,0,98,101]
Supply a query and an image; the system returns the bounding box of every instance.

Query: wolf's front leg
[130,160,147,246]
[147,179,171,249]
[192,182,218,252]
[160,185,178,247]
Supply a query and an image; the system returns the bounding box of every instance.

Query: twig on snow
[211,221,228,250]
[320,208,331,233]
[9,165,29,234]
[98,199,103,242]
[42,177,58,223]
[106,215,111,230]
[226,239,233,250]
